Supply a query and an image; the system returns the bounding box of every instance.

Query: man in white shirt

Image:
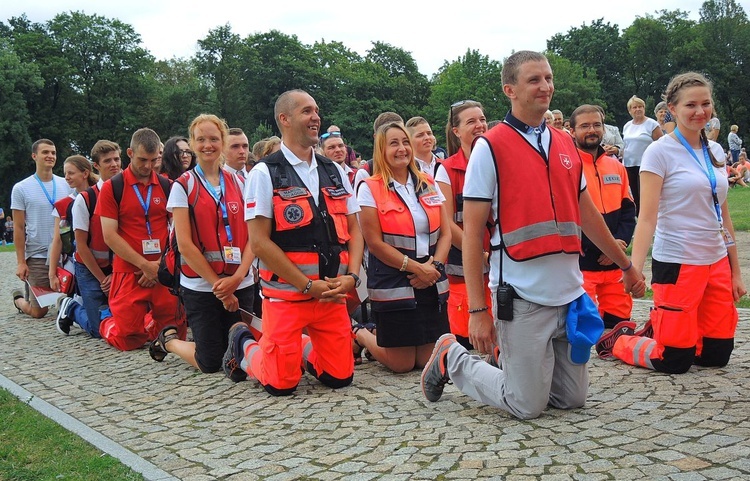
[224,89,364,396]
[421,51,646,420]
[224,128,250,179]
[11,139,73,318]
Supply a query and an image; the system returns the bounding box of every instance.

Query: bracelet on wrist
[399,255,409,272]
[620,261,633,272]
[467,306,489,314]
[301,279,313,294]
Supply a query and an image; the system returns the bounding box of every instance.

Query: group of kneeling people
[28,51,745,421]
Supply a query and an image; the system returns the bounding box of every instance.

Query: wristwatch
[347,272,361,288]
[432,260,445,272]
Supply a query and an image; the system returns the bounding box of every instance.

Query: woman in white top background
[623,95,663,214]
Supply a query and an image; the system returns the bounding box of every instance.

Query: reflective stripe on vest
[483,124,582,261]
[364,175,447,311]
[177,170,248,279]
[258,251,348,301]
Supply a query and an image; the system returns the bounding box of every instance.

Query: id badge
[224,246,241,264]
[142,239,161,255]
[722,227,735,247]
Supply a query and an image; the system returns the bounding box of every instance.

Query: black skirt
[373,284,449,348]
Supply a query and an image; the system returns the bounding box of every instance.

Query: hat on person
[566,294,605,364]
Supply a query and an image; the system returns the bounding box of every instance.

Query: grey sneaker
[223,323,251,383]
[421,333,456,402]
[56,296,75,335]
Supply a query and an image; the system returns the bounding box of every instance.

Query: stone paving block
[2,248,750,480]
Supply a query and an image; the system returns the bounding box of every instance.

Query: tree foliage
[1,2,749,211]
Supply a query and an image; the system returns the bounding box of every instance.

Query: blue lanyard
[195,165,233,244]
[132,184,154,238]
[34,174,57,209]
[673,128,722,226]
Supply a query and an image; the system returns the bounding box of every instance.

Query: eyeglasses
[179,150,193,157]
[320,131,342,141]
[450,100,477,126]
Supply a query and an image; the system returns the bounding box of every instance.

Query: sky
[2,0,710,76]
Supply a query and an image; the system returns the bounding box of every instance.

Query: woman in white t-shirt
[606,72,746,374]
[355,122,451,373]
[623,95,663,214]
[150,114,256,373]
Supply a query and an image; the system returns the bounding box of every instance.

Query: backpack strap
[111,172,125,205]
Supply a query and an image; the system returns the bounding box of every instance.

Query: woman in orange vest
[354,122,452,373]
[149,114,256,373]
[434,100,493,350]
[48,155,99,293]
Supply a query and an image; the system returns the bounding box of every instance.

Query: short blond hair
[626,95,645,110]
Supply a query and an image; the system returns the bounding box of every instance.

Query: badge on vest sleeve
[277,186,309,200]
[560,154,573,169]
[322,186,349,198]
[421,194,442,207]
[283,204,306,225]
[602,174,621,185]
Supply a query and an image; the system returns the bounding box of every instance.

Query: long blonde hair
[371,122,430,193]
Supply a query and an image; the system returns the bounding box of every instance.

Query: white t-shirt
[167,176,255,293]
[416,155,440,179]
[244,143,360,221]
[641,135,729,265]
[353,165,371,195]
[434,164,451,187]
[11,174,72,260]
[357,175,445,258]
[72,179,104,233]
[623,118,660,167]
[464,130,586,306]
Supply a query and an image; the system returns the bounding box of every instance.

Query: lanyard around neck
[34,174,56,208]
[195,165,233,244]
[132,183,154,238]
[673,128,722,225]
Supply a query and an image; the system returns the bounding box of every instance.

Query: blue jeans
[74,261,108,338]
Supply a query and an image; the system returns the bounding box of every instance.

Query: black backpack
[109,173,181,294]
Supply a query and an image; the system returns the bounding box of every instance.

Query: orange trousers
[241,298,354,395]
[613,257,738,373]
[582,269,633,328]
[100,271,186,351]
[447,278,493,340]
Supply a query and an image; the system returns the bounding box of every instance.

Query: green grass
[0,244,16,253]
[727,186,750,231]
[0,389,143,481]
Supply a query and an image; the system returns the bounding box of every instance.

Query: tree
[0,38,44,208]
[195,24,245,127]
[697,0,750,139]
[546,53,604,118]
[427,49,505,146]
[548,19,630,126]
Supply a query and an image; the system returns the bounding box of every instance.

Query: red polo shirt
[95,167,171,273]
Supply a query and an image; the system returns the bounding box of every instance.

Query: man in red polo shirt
[96,128,186,351]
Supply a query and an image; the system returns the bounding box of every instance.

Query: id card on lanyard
[132,183,162,255]
[195,166,241,264]
[673,129,734,247]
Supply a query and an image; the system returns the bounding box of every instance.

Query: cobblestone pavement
[1,250,749,480]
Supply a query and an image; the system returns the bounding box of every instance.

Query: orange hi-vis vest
[175,170,248,278]
[483,123,583,261]
[259,151,351,301]
[578,146,635,272]
[364,173,449,312]
[73,185,111,268]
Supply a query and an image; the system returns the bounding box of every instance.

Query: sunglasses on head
[450,100,477,127]
[320,131,342,141]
